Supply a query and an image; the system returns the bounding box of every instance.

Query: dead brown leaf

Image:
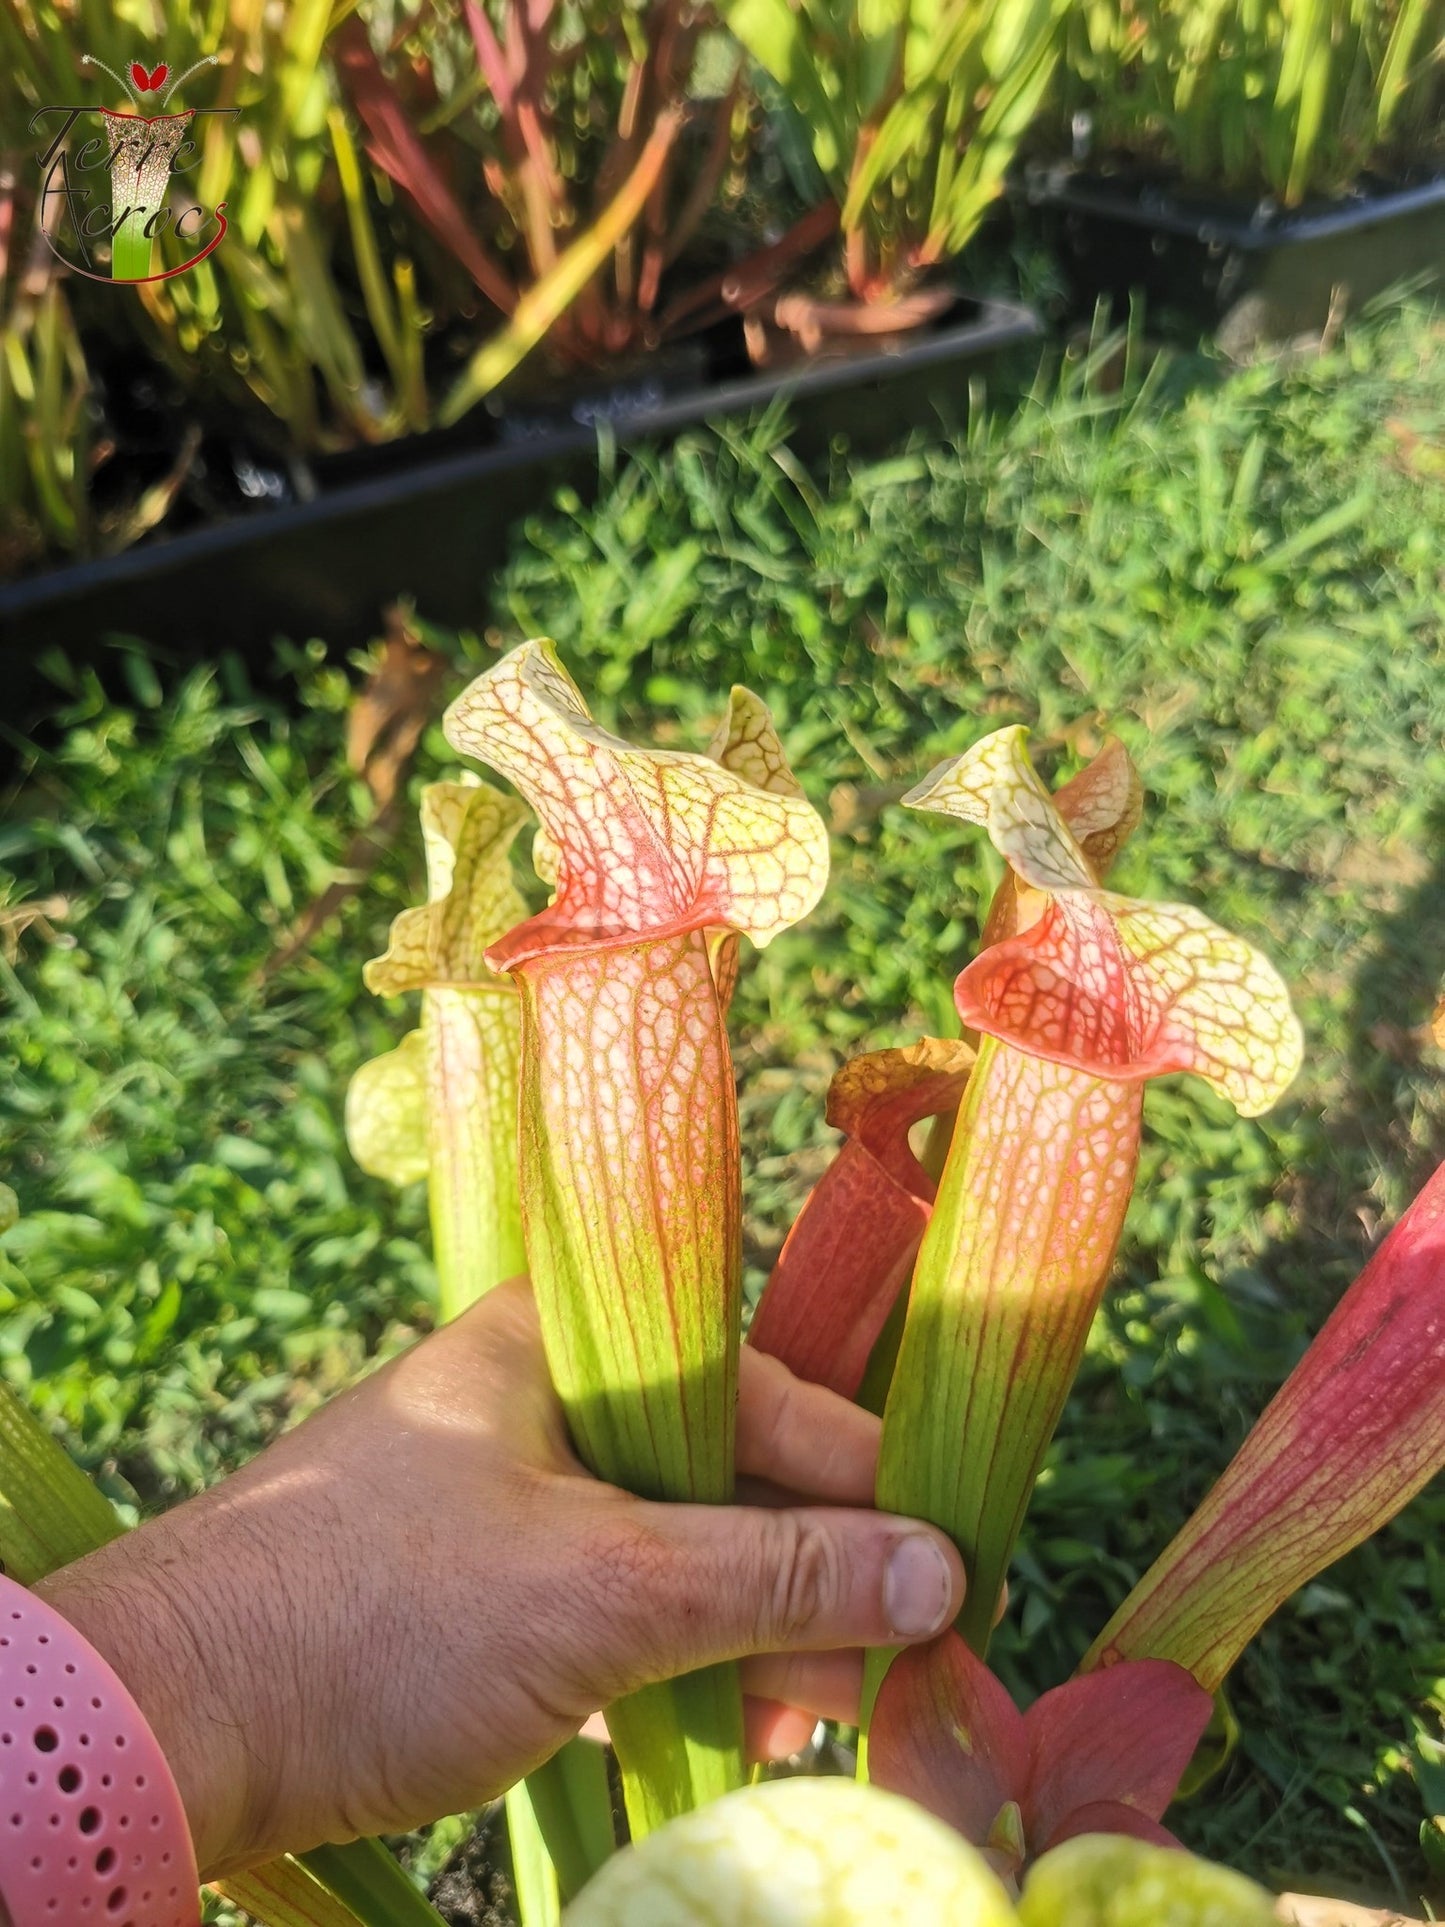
[346,609,451,810]
[1367,1020,1428,1065]
[261,608,449,980]
[1277,1896,1427,1926]
[1386,415,1445,483]
[0,894,69,963]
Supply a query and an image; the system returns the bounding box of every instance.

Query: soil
[426,1818,517,1927]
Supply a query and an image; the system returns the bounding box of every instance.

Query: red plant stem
[0,170,14,291]
[512,0,571,296]
[516,107,563,279]
[637,6,689,311]
[334,19,517,315]
[463,0,515,122]
[659,201,840,338]
[772,286,954,343]
[466,0,565,295]
[608,56,647,313]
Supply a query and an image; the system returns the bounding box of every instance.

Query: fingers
[744,1700,817,1762]
[583,1696,835,1765]
[735,1347,881,1504]
[739,1650,863,1727]
[585,1495,964,1697]
[581,1652,859,1762]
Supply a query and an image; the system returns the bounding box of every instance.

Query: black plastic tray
[0,293,1039,668]
[1017,165,1445,346]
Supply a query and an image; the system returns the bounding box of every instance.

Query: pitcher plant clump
[325,660,1445,1921]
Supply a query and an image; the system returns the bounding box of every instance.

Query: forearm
[30,1426,490,1879]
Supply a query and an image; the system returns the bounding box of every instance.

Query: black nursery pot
[1017,164,1445,347]
[0,292,1038,672]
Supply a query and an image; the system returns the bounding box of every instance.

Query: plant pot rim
[1018,161,1445,249]
[0,291,1040,644]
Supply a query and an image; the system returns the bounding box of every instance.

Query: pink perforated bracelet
[0,1573,199,1927]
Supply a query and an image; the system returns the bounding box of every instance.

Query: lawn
[3,298,1445,1913]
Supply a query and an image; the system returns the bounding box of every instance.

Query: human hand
[35,1279,965,1879]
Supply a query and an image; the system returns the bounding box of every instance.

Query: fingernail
[883,1534,953,1638]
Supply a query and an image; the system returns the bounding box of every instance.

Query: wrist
[33,1522,256,1880]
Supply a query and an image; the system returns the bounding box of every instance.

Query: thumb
[589,1497,966,1697]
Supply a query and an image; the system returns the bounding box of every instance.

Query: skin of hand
[34,1279,966,1880]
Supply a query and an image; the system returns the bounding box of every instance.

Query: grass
[0,646,441,1501]
[4,297,1445,1912]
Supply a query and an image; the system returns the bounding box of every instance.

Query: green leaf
[1411,1728,1445,1817]
[300,1839,450,1927]
[251,1287,317,1328]
[519,1739,617,1904]
[505,1782,562,1927]
[0,1380,125,1583]
[1173,1687,1239,1800]
[217,1858,377,1927]
[715,0,852,183]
